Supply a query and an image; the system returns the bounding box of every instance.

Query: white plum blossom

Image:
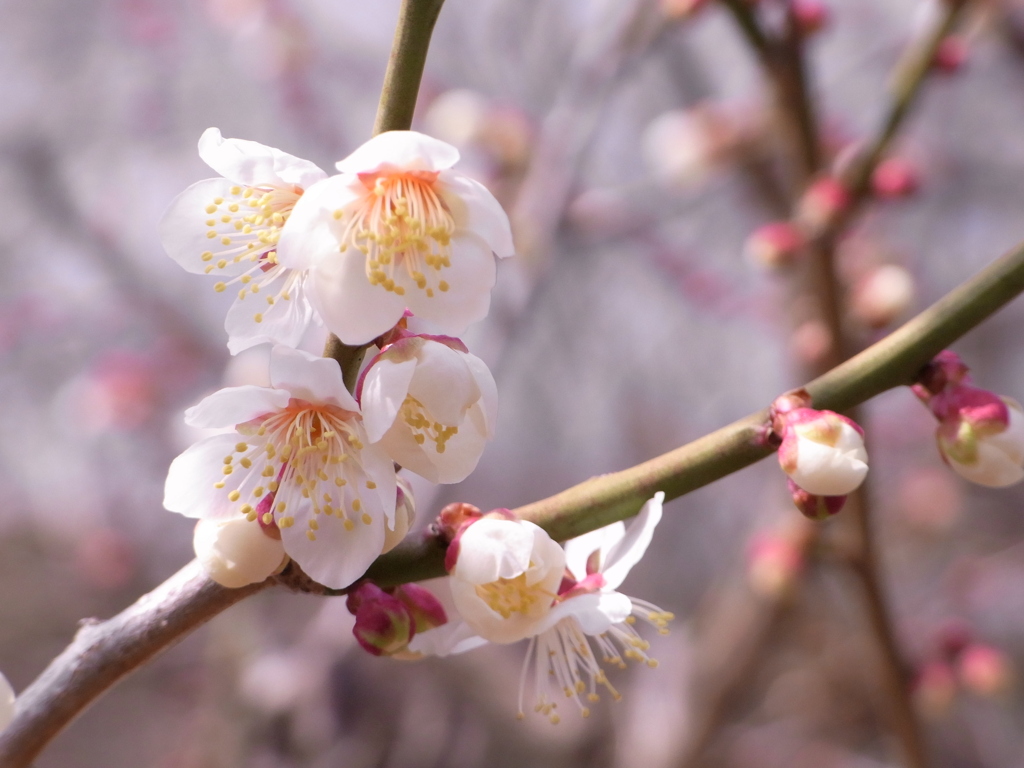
[193,515,288,588]
[160,128,327,354]
[518,492,672,722]
[0,671,14,734]
[447,516,566,644]
[777,409,868,496]
[359,332,497,484]
[164,346,397,589]
[416,494,673,723]
[277,131,515,345]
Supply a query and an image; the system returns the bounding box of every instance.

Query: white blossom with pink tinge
[277,131,515,345]
[160,128,326,354]
[411,494,673,723]
[359,333,497,484]
[164,346,397,589]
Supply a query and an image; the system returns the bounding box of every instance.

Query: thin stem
[821,0,966,237]
[844,487,930,768]
[322,0,447,385]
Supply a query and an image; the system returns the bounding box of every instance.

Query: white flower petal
[225,271,316,355]
[335,131,460,174]
[280,499,386,589]
[0,672,14,734]
[160,178,255,276]
[360,357,418,443]
[947,411,1024,488]
[380,409,488,484]
[453,518,537,584]
[406,342,480,426]
[164,433,242,518]
[950,447,1024,487]
[184,386,290,429]
[269,346,357,411]
[790,436,868,495]
[438,172,515,258]
[539,591,633,636]
[276,175,364,272]
[405,232,496,335]
[307,244,408,345]
[194,516,287,588]
[563,522,625,581]
[602,491,665,590]
[360,441,399,526]
[198,127,327,189]
[407,620,488,657]
[462,353,498,439]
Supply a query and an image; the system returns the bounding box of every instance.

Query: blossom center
[337,173,455,298]
[215,398,378,540]
[203,184,305,325]
[474,573,544,619]
[400,395,458,453]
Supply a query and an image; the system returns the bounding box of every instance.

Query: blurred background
[3,0,1024,765]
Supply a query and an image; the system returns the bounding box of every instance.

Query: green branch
[366,237,1024,585]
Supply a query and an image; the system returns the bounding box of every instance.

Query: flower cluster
[161,130,512,589]
[388,494,673,723]
[913,351,1024,487]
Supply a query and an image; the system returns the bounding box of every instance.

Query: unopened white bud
[777,409,869,496]
[0,671,14,734]
[942,402,1024,488]
[194,517,288,589]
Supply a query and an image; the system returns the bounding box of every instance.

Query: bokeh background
[4,0,1024,765]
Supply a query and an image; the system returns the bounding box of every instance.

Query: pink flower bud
[435,502,483,544]
[791,0,830,35]
[772,401,869,496]
[393,583,448,634]
[958,644,1013,697]
[849,264,915,328]
[790,320,834,368]
[787,479,847,520]
[871,158,920,199]
[936,618,973,661]
[914,661,957,718]
[912,350,970,402]
[933,35,969,74]
[745,221,807,269]
[746,529,806,596]
[796,177,850,231]
[932,387,1024,488]
[348,582,415,657]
